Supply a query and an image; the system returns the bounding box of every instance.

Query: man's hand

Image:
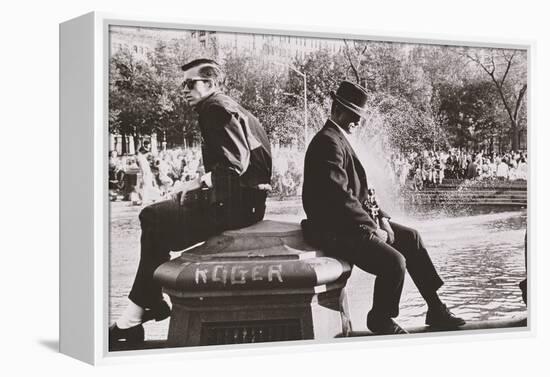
[169,182,188,205]
[200,172,213,188]
[171,177,201,205]
[257,183,272,191]
[374,228,389,243]
[379,217,395,245]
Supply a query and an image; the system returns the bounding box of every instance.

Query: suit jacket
[302,119,389,239]
[196,92,272,206]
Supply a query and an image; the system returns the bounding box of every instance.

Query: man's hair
[181,58,224,87]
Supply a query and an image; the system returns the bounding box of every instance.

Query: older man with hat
[301,80,465,334]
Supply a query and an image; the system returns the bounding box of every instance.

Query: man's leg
[389,221,443,301]
[129,193,212,309]
[390,221,465,328]
[112,193,212,342]
[331,234,407,332]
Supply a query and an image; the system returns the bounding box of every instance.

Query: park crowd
[389,148,528,191]
[109,142,204,204]
[109,143,304,204]
[109,142,527,203]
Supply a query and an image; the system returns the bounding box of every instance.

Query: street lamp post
[303,73,308,144]
[290,66,308,146]
[275,62,308,146]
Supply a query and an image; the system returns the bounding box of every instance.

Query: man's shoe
[142,300,171,323]
[367,312,409,335]
[425,304,466,329]
[109,323,144,345]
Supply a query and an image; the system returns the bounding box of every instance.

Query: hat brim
[330,91,369,118]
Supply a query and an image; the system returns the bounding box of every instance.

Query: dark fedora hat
[330,80,369,118]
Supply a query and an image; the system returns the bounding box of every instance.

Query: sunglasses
[181,78,211,89]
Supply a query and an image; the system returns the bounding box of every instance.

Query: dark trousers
[321,222,443,319]
[128,188,266,309]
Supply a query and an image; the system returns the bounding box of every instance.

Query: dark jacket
[196,92,272,208]
[302,120,389,239]
[466,161,478,179]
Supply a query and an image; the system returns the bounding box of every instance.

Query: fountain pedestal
[153,220,352,347]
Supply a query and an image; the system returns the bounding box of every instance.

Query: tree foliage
[462,48,528,150]
[109,35,528,154]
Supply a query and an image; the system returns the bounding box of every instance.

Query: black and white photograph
[6,0,550,373]
[106,24,528,352]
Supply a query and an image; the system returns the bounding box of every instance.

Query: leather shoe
[109,323,144,345]
[367,312,409,335]
[142,300,171,323]
[425,304,466,328]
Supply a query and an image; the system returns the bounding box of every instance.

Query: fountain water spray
[351,110,407,219]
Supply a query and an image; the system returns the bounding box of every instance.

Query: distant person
[109,150,122,188]
[519,231,527,305]
[516,157,528,180]
[154,157,174,195]
[413,166,424,191]
[434,157,443,185]
[398,157,410,186]
[423,151,434,187]
[136,143,160,205]
[496,158,510,180]
[466,156,478,180]
[138,139,151,155]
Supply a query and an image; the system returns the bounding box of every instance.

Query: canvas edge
[59,11,97,365]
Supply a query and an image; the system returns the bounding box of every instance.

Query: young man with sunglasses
[301,81,465,335]
[109,59,272,346]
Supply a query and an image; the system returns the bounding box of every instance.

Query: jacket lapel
[325,120,368,183]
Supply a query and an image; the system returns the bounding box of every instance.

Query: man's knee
[391,253,407,277]
[396,224,422,247]
[409,228,422,244]
[139,198,179,228]
[377,251,406,279]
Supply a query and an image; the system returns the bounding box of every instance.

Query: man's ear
[206,80,217,90]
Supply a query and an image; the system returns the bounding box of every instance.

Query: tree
[438,80,502,150]
[223,53,303,145]
[109,38,215,152]
[339,41,445,152]
[464,48,527,150]
[342,39,369,85]
[290,49,348,105]
[147,38,210,147]
[109,48,160,152]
